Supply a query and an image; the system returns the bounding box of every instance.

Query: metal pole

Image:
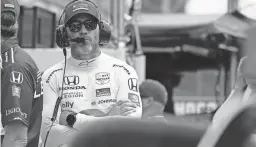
[220,64,226,102]
[118,0,125,40]
[228,0,239,92]
[228,0,239,13]
[111,0,118,40]
[230,49,238,93]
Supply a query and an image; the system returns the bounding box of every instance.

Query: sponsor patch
[10,71,23,84]
[73,4,89,12]
[12,85,21,98]
[128,93,140,107]
[128,78,138,92]
[46,68,63,83]
[61,101,74,108]
[34,71,43,99]
[113,64,130,75]
[98,99,116,104]
[64,76,79,86]
[5,107,28,119]
[4,4,14,8]
[59,86,86,91]
[63,92,83,99]
[96,88,111,97]
[78,59,96,67]
[95,72,110,85]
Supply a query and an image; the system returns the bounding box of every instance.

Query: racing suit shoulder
[104,54,137,76]
[42,61,64,86]
[102,53,142,118]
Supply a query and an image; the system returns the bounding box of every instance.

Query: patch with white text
[12,85,21,98]
[128,93,140,107]
[95,72,110,85]
[10,71,23,84]
[96,88,111,97]
[73,4,89,12]
[128,78,138,92]
[5,107,28,119]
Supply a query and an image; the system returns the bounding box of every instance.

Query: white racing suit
[40,52,142,147]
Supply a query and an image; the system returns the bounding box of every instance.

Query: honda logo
[64,76,79,86]
[10,71,23,84]
[128,78,138,92]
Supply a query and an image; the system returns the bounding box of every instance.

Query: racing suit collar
[1,36,19,54]
[68,52,101,68]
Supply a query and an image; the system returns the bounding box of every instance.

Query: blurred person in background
[41,0,142,147]
[140,79,168,121]
[1,0,43,147]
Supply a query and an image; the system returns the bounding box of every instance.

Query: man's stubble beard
[1,24,18,38]
[71,40,100,60]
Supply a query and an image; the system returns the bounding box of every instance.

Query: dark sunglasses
[68,20,98,32]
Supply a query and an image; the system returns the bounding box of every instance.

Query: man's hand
[107,100,137,116]
[80,109,107,117]
[80,101,137,117]
[59,111,74,126]
[238,56,256,90]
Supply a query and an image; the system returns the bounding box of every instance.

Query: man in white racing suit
[40,0,142,147]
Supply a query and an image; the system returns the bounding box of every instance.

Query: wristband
[66,112,77,127]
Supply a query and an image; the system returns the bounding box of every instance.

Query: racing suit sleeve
[1,63,34,147]
[115,65,142,118]
[1,63,34,127]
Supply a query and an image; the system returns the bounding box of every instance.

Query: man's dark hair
[1,11,17,38]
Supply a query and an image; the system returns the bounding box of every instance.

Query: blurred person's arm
[2,122,27,147]
[1,63,37,147]
[212,57,247,124]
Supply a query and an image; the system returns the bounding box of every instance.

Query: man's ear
[142,97,154,108]
[65,27,71,40]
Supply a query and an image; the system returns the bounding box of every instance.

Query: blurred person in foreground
[140,79,168,121]
[41,0,142,147]
[67,117,206,147]
[212,57,256,147]
[213,56,249,124]
[1,0,43,147]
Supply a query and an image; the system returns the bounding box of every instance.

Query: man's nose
[80,25,88,34]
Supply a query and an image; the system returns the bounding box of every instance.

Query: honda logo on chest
[128,78,138,92]
[64,76,80,86]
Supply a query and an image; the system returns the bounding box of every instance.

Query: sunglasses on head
[67,20,98,32]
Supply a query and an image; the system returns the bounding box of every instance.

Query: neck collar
[68,52,102,68]
[1,37,19,54]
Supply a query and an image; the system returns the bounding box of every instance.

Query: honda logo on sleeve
[128,78,138,92]
[64,76,80,86]
[10,71,24,84]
